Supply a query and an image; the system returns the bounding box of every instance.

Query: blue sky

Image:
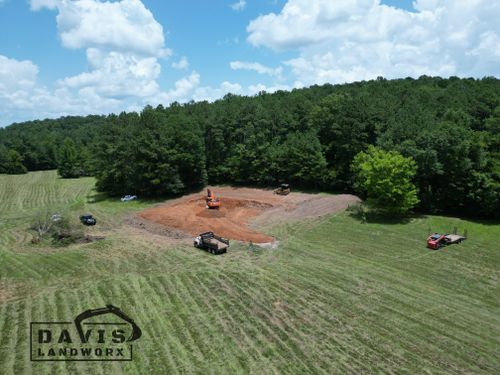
[0,0,498,126]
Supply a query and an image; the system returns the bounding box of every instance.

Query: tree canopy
[352,146,419,214]
[57,138,84,178]
[0,147,27,174]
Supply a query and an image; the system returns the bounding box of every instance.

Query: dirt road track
[138,187,360,243]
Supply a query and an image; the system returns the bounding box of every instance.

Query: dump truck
[427,233,466,249]
[274,183,290,195]
[194,231,229,254]
[206,189,221,209]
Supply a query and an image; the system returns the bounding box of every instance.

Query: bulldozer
[274,183,290,196]
[206,189,221,209]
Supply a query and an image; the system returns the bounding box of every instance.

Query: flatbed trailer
[194,231,229,254]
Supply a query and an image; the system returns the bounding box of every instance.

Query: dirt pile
[138,187,360,243]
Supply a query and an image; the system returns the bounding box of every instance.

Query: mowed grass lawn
[0,171,499,374]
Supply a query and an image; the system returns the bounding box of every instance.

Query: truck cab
[427,233,447,249]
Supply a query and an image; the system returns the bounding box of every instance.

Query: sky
[0,0,499,126]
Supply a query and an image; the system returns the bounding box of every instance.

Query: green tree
[485,106,500,180]
[95,107,207,196]
[352,146,419,214]
[0,148,27,174]
[309,93,376,188]
[57,138,81,178]
[273,132,330,189]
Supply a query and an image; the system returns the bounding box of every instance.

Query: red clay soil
[138,187,360,243]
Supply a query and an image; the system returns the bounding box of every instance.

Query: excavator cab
[206,189,221,209]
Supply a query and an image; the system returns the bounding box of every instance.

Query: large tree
[0,147,27,174]
[57,138,82,178]
[352,146,419,214]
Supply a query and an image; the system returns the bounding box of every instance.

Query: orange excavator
[206,189,221,209]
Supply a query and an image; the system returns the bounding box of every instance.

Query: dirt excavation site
[138,187,360,243]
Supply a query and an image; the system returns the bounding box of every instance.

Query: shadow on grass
[347,204,500,226]
[465,218,500,226]
[347,204,424,225]
[429,211,500,226]
[86,191,110,204]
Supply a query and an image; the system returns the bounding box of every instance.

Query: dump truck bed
[204,237,229,250]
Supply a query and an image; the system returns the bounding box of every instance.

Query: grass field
[0,171,499,374]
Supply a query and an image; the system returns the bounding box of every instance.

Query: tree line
[0,76,498,218]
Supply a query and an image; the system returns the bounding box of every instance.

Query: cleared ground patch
[138,187,360,242]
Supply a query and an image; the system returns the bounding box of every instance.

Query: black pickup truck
[80,214,96,226]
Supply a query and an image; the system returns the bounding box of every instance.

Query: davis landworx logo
[30,305,142,361]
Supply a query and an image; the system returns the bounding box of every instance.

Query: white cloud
[32,0,169,57]
[194,81,243,102]
[172,56,189,70]
[230,0,246,11]
[150,71,200,105]
[0,0,199,125]
[30,0,60,10]
[247,0,500,85]
[164,71,200,100]
[58,49,161,98]
[247,82,290,95]
[0,55,125,125]
[230,61,283,77]
[0,52,286,125]
[193,81,290,103]
[0,56,38,93]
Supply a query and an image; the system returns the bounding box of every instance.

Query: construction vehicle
[274,183,290,195]
[194,232,229,254]
[206,189,220,209]
[427,233,466,249]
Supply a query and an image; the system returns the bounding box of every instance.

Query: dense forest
[0,76,499,218]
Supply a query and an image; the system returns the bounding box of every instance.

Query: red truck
[427,233,465,249]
